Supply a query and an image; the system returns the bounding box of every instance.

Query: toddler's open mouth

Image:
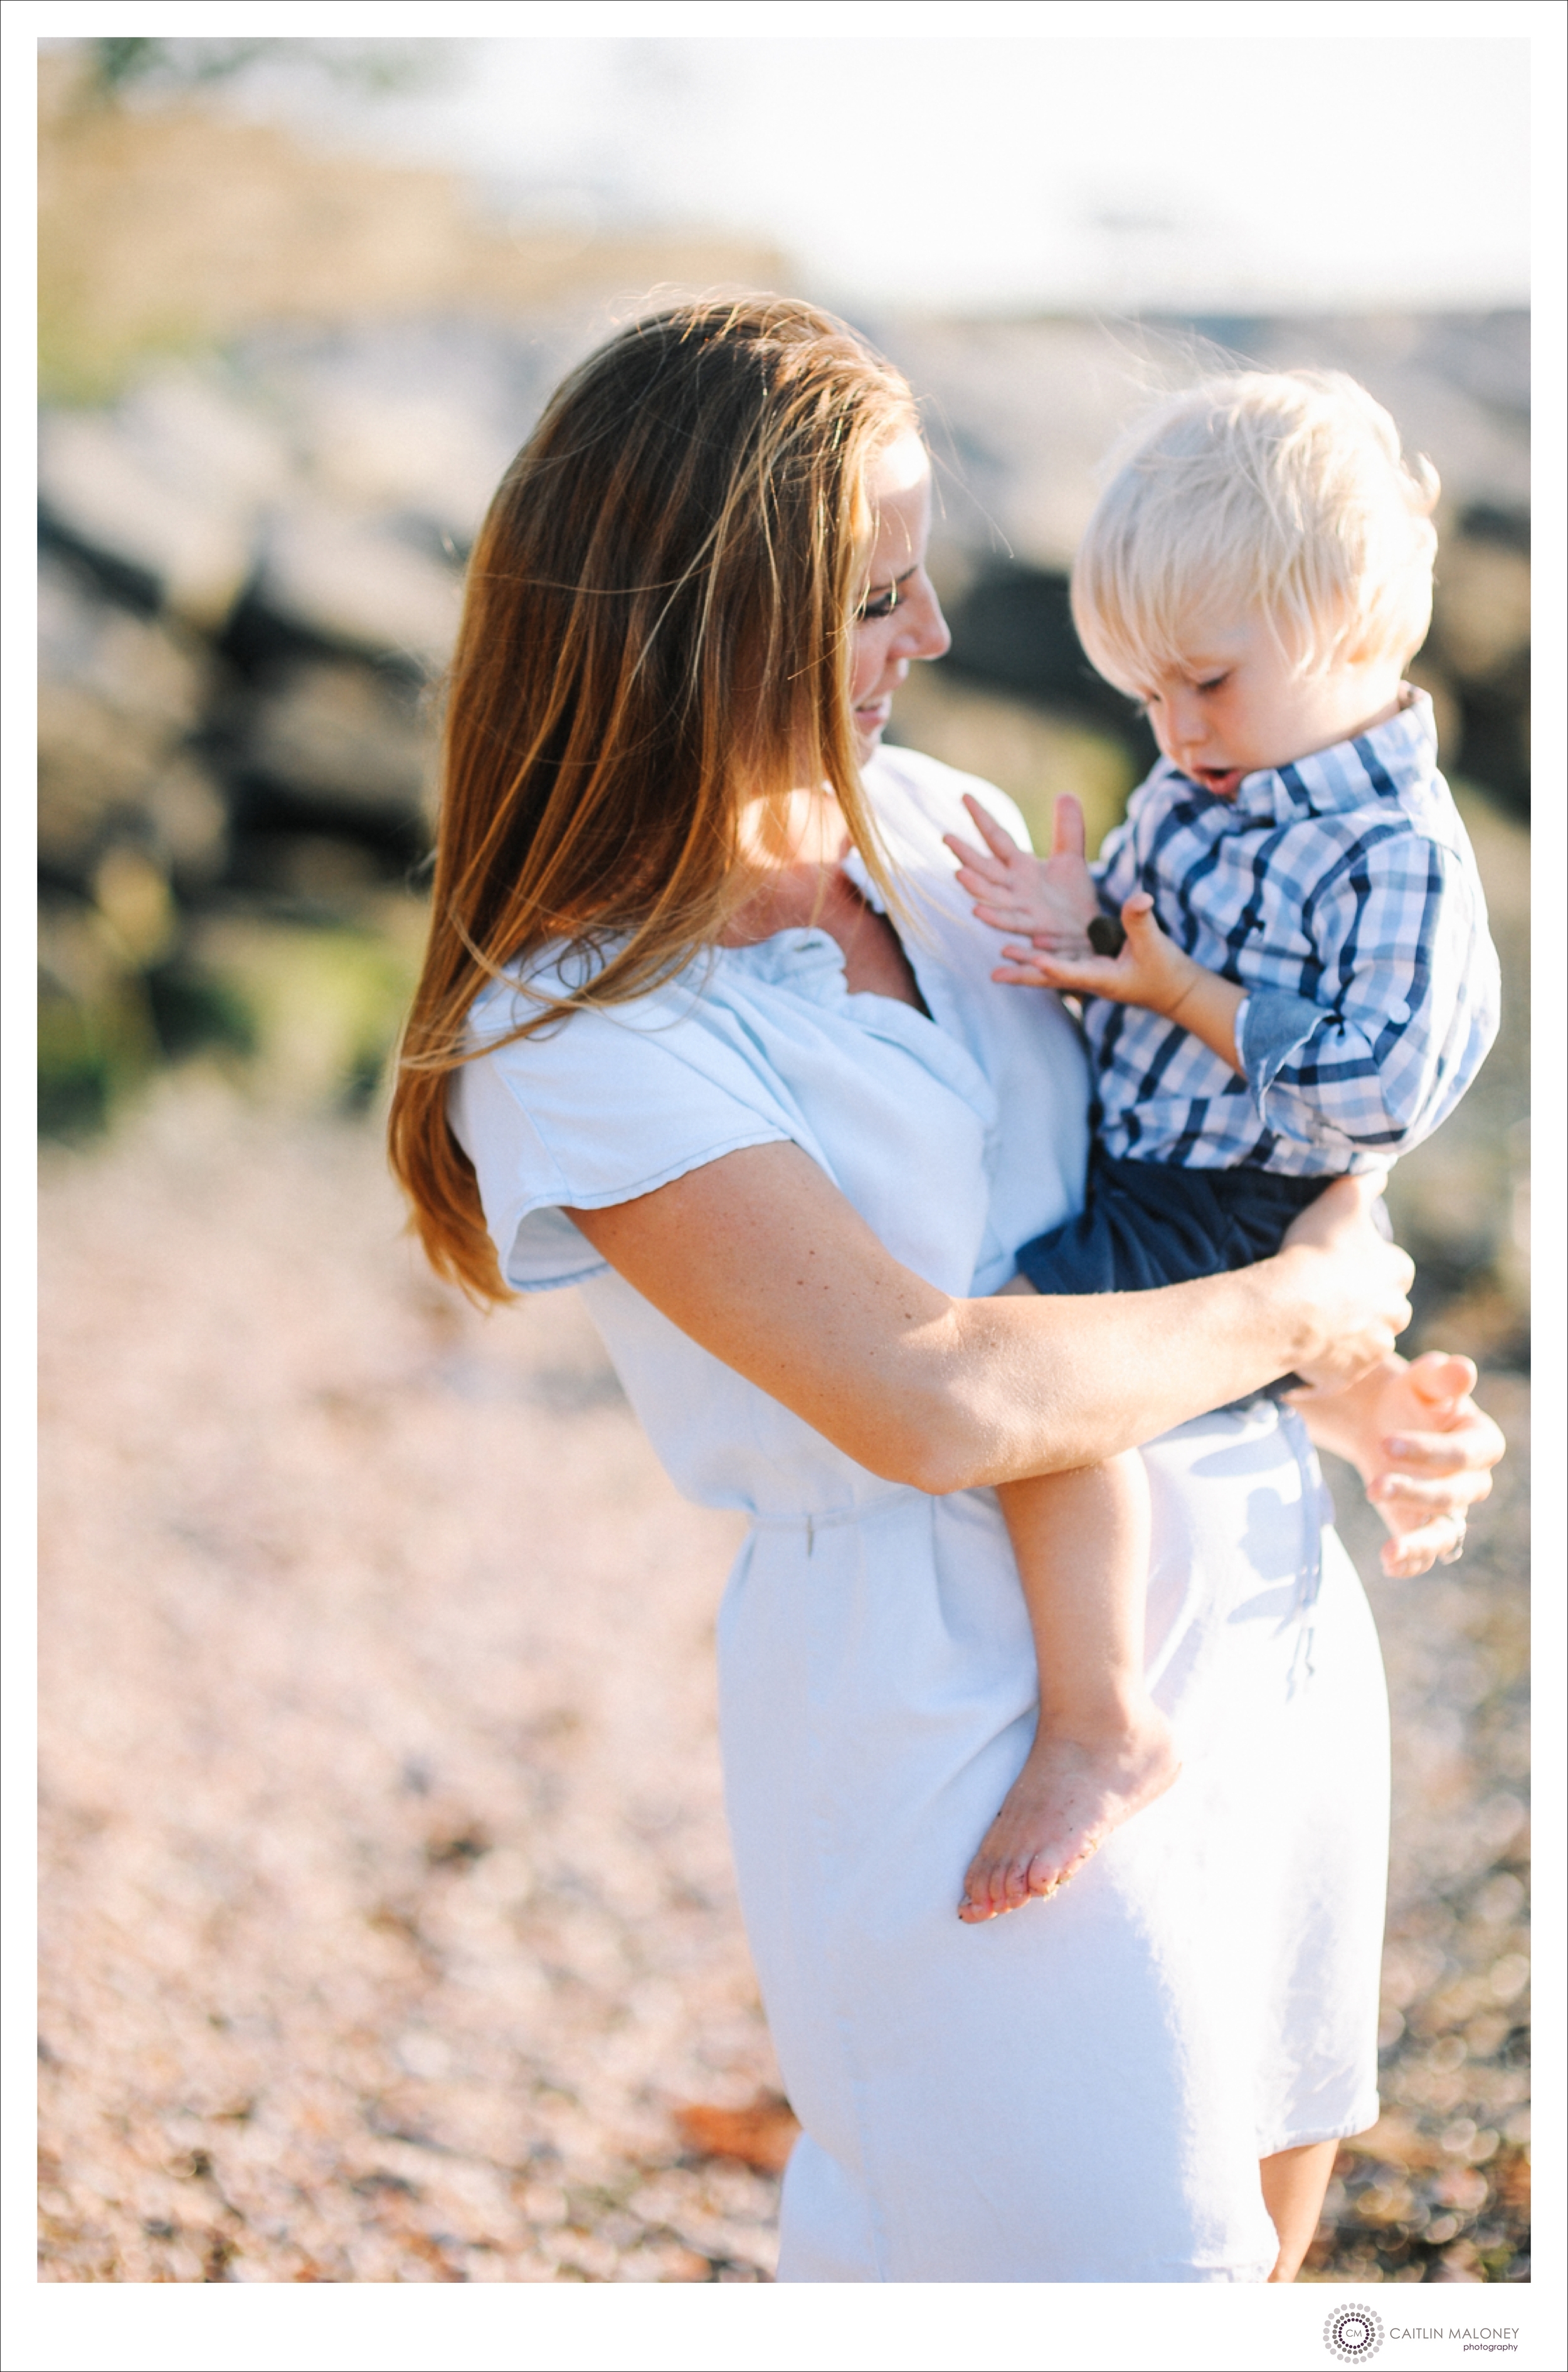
[1190,765,1244,798]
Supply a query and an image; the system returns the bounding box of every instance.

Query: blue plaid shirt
[1086,689,1500,1177]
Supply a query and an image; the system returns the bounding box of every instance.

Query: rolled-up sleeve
[1234,832,1500,1158]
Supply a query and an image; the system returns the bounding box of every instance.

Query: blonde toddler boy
[945,372,1500,1922]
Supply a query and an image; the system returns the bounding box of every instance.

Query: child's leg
[958,1451,1181,1922]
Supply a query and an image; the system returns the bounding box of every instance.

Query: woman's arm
[1291,1352,1505,1577]
[566,1147,1411,1495]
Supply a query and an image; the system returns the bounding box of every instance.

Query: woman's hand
[1291,1352,1504,1577]
[1271,1176,1414,1394]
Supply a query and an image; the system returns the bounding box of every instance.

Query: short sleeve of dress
[447,972,800,1293]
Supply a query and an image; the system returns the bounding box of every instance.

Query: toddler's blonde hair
[1071,369,1439,691]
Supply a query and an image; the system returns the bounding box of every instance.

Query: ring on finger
[1438,1515,1468,1565]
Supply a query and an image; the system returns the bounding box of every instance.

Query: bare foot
[958,1707,1181,1922]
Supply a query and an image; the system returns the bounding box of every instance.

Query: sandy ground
[38,1081,1529,2283]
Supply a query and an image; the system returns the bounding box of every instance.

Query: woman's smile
[853,682,901,739]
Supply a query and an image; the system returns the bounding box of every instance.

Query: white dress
[450,745,1390,2284]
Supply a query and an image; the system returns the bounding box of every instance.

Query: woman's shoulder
[453,949,808,1293]
[866,742,1036,855]
[463,943,805,1113]
[465,943,691,1049]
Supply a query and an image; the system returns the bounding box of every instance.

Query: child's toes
[958,1858,997,1919]
[969,1882,1005,1922]
[983,1858,1012,1907]
[1000,1858,1034,1909]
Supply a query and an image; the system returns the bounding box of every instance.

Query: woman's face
[849,435,950,759]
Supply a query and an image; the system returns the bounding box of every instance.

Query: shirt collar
[1158,686,1439,825]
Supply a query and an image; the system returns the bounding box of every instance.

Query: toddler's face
[1131,619,1406,797]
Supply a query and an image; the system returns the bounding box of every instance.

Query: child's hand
[992,889,1191,1011]
[996,891,1249,1074]
[946,792,1246,1069]
[944,793,1100,955]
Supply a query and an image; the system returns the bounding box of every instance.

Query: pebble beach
[38,1083,1528,2284]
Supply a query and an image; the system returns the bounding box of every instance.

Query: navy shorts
[1015,1153,1335,1297]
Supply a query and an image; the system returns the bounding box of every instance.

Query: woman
[389,300,1502,2282]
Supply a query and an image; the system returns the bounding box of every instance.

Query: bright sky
[241,31,1530,313]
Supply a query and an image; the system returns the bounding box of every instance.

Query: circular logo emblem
[1324,2305,1385,2363]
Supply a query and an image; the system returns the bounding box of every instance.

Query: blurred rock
[270,321,531,548]
[878,315,1135,568]
[38,898,131,1013]
[140,765,232,885]
[937,563,1158,779]
[184,916,419,1108]
[34,305,1528,1165]
[252,500,460,667]
[38,1103,775,2280]
[38,553,203,738]
[91,846,178,969]
[1426,520,1530,817]
[38,558,226,882]
[1230,314,1528,517]
[40,369,292,626]
[240,836,392,906]
[1436,537,1531,684]
[246,662,432,818]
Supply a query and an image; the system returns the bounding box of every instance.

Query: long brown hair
[388,295,920,1303]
